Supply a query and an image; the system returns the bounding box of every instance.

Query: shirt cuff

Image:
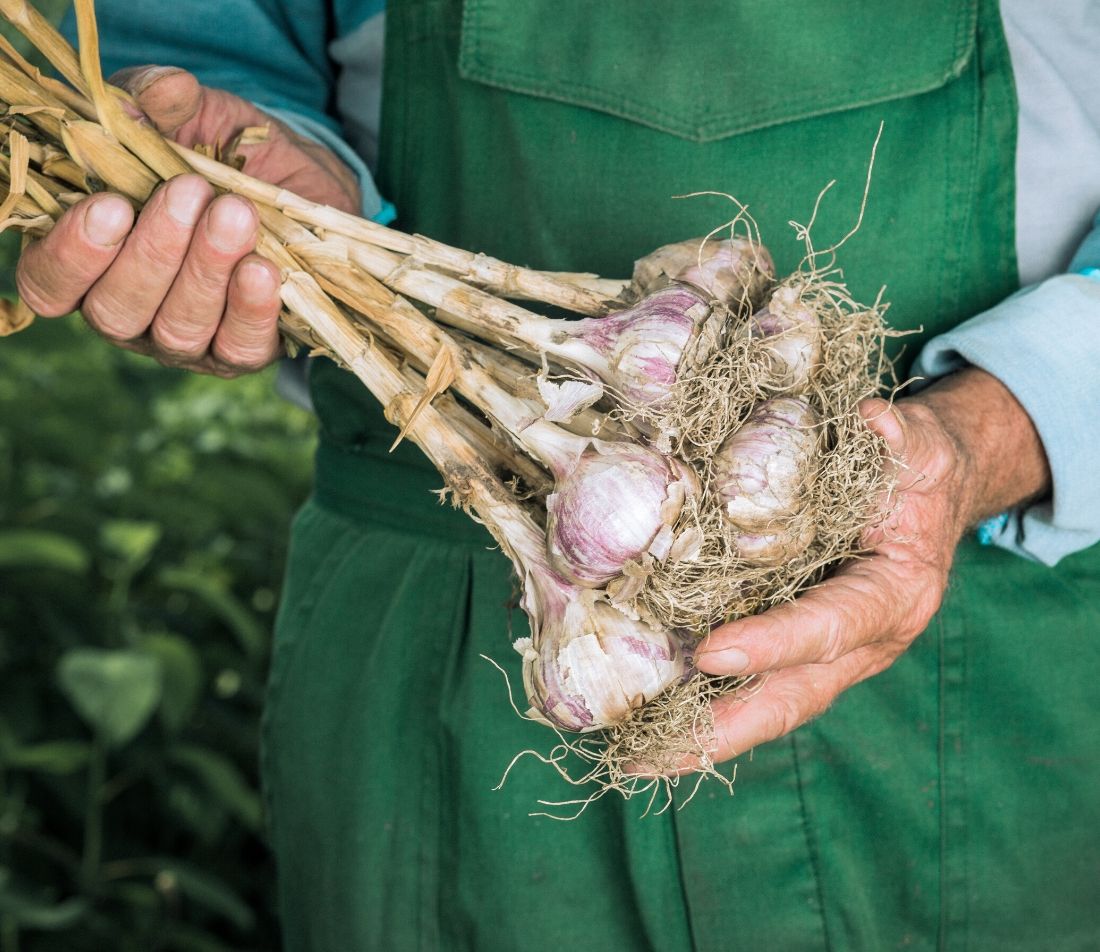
[912,274,1100,566]
[256,105,396,225]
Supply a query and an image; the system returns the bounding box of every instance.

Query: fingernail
[165,178,209,226]
[238,260,277,299]
[207,197,256,251]
[129,65,184,96]
[700,646,751,674]
[84,196,132,246]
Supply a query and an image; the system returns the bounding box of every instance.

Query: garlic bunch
[712,397,821,564]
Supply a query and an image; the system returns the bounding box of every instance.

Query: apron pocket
[458,0,977,142]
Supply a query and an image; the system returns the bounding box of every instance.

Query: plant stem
[80,734,105,891]
[0,914,19,952]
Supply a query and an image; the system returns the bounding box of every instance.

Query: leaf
[139,633,203,733]
[99,519,162,569]
[121,859,254,932]
[157,567,267,661]
[164,924,239,952]
[391,343,455,450]
[0,868,89,930]
[0,529,90,574]
[168,745,262,832]
[2,740,91,775]
[56,649,162,748]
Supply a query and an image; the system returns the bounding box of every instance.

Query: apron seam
[791,730,834,952]
[260,507,366,865]
[937,588,970,951]
[428,549,475,952]
[667,801,701,952]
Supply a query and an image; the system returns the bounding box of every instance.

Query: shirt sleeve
[912,211,1100,566]
[61,0,392,222]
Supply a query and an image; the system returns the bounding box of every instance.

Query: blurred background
[0,3,311,948]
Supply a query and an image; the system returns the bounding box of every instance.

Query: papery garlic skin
[519,589,686,733]
[732,520,817,566]
[631,237,775,310]
[713,397,820,561]
[572,285,713,407]
[546,443,695,587]
[750,284,822,393]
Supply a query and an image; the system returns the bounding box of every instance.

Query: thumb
[858,396,908,460]
[109,65,202,137]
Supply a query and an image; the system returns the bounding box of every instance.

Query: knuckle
[150,323,208,361]
[15,267,67,317]
[129,223,189,272]
[769,689,807,740]
[212,341,274,374]
[816,606,850,663]
[81,290,144,342]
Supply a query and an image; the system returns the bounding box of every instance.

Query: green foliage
[0,8,315,947]
[0,310,315,950]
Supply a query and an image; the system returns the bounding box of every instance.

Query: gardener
[15,0,1100,948]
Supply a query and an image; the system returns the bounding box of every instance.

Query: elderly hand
[692,368,1050,767]
[15,66,361,376]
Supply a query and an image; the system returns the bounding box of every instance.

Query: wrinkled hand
[16,66,361,376]
[691,369,1048,767]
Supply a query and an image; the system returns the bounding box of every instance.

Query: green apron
[263,1,1100,949]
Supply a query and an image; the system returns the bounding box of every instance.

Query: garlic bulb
[517,579,686,733]
[631,236,775,310]
[546,442,696,586]
[562,285,719,408]
[749,284,822,392]
[713,397,820,563]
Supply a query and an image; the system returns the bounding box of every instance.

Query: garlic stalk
[346,240,765,413]
[362,292,697,588]
[712,397,821,564]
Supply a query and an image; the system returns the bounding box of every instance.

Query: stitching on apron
[790,731,834,952]
[937,587,970,950]
[666,799,701,952]
[259,503,365,853]
[429,550,473,952]
[460,0,977,142]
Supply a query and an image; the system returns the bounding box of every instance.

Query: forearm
[909,367,1051,531]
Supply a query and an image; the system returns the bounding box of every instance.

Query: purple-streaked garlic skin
[676,240,775,310]
[632,237,775,311]
[750,284,822,393]
[546,443,695,587]
[713,397,820,561]
[572,285,711,406]
[519,590,687,733]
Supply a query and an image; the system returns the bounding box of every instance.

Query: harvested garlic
[518,583,686,733]
[546,442,696,586]
[713,397,821,564]
[749,284,822,393]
